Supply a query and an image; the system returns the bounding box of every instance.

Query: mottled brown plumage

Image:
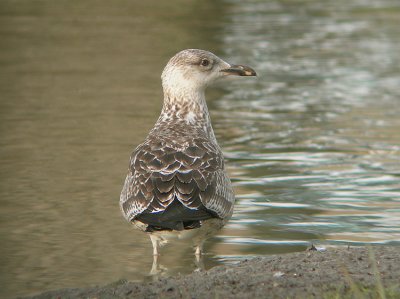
[119,49,256,259]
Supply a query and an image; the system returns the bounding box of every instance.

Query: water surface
[0,0,399,297]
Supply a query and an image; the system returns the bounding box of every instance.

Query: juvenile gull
[120,49,256,260]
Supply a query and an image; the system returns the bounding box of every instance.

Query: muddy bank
[21,246,400,299]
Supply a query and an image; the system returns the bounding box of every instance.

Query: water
[1,0,399,297]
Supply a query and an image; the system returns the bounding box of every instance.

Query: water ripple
[215,0,400,253]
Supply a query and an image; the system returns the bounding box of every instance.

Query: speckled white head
[161,49,256,98]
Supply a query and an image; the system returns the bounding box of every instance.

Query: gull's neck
[154,87,217,142]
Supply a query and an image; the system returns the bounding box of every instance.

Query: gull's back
[120,119,234,232]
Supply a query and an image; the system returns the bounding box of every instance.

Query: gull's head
[161,49,256,97]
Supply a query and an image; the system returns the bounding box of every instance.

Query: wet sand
[20,246,400,299]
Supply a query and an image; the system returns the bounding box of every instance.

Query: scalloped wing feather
[119,133,234,222]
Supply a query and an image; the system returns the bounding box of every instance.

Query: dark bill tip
[221,64,257,76]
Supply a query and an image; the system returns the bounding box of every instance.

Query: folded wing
[120,136,234,224]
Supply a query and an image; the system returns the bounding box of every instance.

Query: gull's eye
[200,58,210,67]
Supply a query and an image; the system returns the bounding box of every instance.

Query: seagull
[120,49,256,261]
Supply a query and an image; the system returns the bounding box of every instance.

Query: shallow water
[1,0,399,297]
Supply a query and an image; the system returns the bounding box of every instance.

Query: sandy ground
[21,246,400,299]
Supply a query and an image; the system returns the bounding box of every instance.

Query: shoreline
[21,246,400,299]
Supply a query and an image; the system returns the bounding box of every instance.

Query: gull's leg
[195,253,205,271]
[194,240,205,270]
[195,244,203,257]
[150,253,160,275]
[150,234,159,256]
[149,235,160,275]
[194,242,205,271]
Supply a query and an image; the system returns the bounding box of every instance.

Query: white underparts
[185,111,196,124]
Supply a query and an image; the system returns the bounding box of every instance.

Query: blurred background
[1,0,399,297]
